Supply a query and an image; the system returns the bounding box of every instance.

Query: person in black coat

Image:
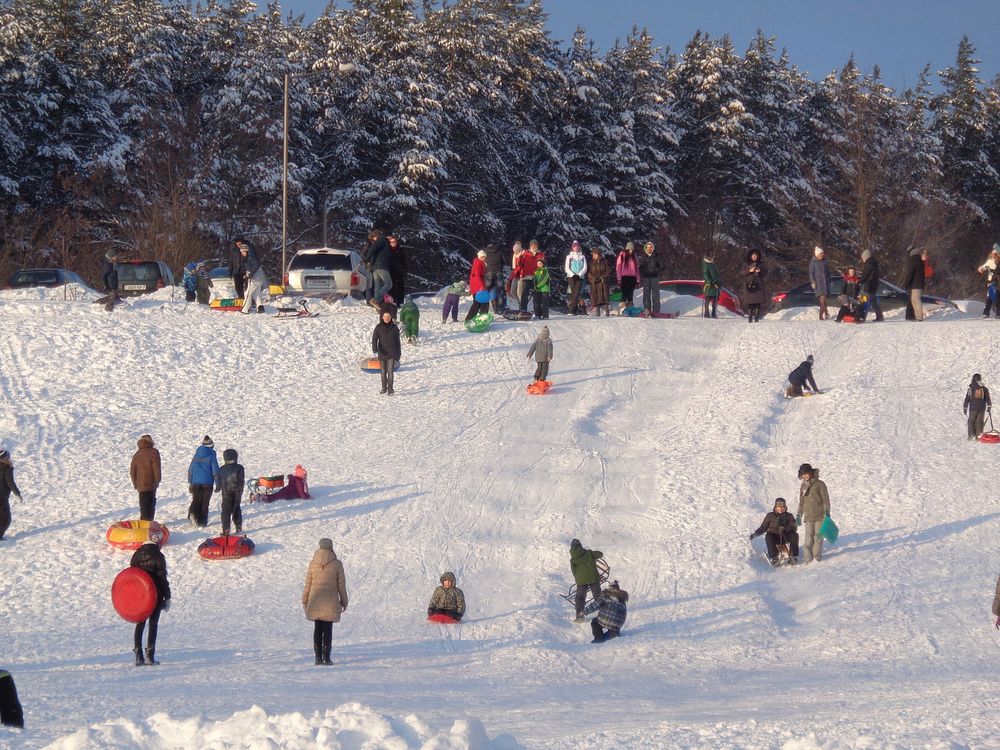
[101,250,119,295]
[0,669,23,728]
[903,247,925,321]
[739,250,767,323]
[483,242,507,312]
[218,448,245,535]
[637,242,664,314]
[368,231,393,307]
[0,449,23,542]
[749,498,799,565]
[388,235,408,306]
[129,527,171,666]
[786,355,819,397]
[859,250,883,322]
[963,373,992,440]
[230,238,249,299]
[372,309,402,395]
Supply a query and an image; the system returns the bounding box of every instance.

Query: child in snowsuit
[187,436,220,527]
[372,309,402,395]
[963,373,992,440]
[442,280,466,323]
[0,448,23,542]
[570,538,604,622]
[836,267,862,322]
[130,523,171,665]
[796,463,831,564]
[749,498,799,565]
[218,448,245,535]
[532,258,550,319]
[785,355,818,398]
[583,580,628,643]
[427,571,466,621]
[399,300,420,344]
[526,326,553,382]
[0,669,23,728]
[129,434,161,521]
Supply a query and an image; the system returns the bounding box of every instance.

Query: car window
[290,253,352,271]
[11,270,59,285]
[116,262,161,282]
[828,278,844,295]
[676,283,701,296]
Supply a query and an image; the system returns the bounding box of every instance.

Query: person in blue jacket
[187,435,220,527]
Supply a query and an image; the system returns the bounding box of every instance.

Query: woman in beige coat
[302,538,348,665]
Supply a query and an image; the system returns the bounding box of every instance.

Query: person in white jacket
[977,246,1000,319]
[564,241,588,315]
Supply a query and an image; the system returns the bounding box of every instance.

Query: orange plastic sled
[527,380,553,395]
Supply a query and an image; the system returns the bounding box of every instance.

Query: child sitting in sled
[583,580,628,643]
[427,572,466,622]
[749,497,799,565]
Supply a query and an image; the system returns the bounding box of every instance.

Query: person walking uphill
[809,246,832,320]
[739,250,767,323]
[527,326,553,382]
[129,434,161,521]
[702,255,720,318]
[588,248,611,317]
[218,448,245,534]
[616,242,640,309]
[570,538,604,622]
[302,538,348,666]
[130,523,171,665]
[187,436,220,527]
[372,309,402,395]
[963,374,992,440]
[564,241,588,315]
[796,464,830,564]
[637,242,663,314]
[0,449,23,542]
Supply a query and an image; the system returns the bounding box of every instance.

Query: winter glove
[161,599,170,612]
[964,408,968,415]
[13,494,21,503]
[796,515,802,526]
[748,531,759,541]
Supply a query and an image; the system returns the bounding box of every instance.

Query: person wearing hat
[532,256,551,319]
[637,242,664,314]
[427,572,466,622]
[465,249,489,321]
[977,246,1000,319]
[739,249,767,323]
[129,434,161,521]
[963,374,992,440]
[903,246,925,321]
[526,325,553,382]
[785,355,819,398]
[239,240,267,314]
[583,580,628,643]
[230,238,250,299]
[809,246,832,320]
[702,253,720,318]
[570,539,604,622]
[372,308,402,394]
[616,242,641,309]
[859,249,883,322]
[129,522,171,665]
[218,448,245,534]
[0,449,23,542]
[483,242,507,313]
[564,241,588,315]
[750,498,799,565]
[588,247,611,317]
[187,436,220,527]
[796,464,831,564]
[835,266,863,322]
[302,538,348,665]
[516,240,544,312]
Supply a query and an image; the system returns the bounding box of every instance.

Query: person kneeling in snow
[584,580,628,643]
[427,572,466,621]
[749,498,799,565]
[785,354,818,398]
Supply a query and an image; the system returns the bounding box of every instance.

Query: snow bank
[46,704,521,750]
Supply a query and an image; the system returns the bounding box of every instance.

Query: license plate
[306,278,334,289]
[123,285,145,291]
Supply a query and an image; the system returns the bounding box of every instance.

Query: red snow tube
[979,432,1000,443]
[111,567,158,623]
[427,613,461,624]
[198,534,256,560]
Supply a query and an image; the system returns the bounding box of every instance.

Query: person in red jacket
[516,240,543,312]
[465,250,489,321]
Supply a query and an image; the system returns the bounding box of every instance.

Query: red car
[658,280,744,316]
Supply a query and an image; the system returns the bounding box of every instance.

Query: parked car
[115,260,175,297]
[770,275,957,314]
[658,279,745,315]
[7,268,88,289]
[285,247,370,298]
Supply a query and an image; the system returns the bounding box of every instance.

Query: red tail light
[283,273,289,286]
[771,292,787,304]
[350,272,360,287]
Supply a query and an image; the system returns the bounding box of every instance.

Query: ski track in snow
[0,291,999,748]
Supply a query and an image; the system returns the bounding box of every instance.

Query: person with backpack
[187,436,220,527]
[860,249,883,322]
[532,257,551,319]
[796,463,831,564]
[739,250,767,323]
[218,448,245,535]
[836,266,863,322]
[963,374,992,440]
[809,246,832,320]
[0,669,23,728]
[564,241,588,315]
[977,246,1000,319]
[526,325,553,383]
[583,580,628,643]
[372,309,402,395]
[785,355,819,398]
[0,448,23,542]
[130,522,171,665]
[616,242,641,309]
[302,538,348,666]
[637,242,664,314]
[588,248,611,317]
[702,254,720,318]
[570,538,604,622]
[427,572,466,622]
[749,498,799,565]
[129,434,161,521]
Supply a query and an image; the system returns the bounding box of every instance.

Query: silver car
[285,247,370,298]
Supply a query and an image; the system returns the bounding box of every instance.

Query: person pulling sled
[749,498,799,566]
[785,355,819,398]
[569,538,604,622]
[963,373,992,440]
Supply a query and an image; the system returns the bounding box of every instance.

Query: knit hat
[773,497,787,510]
[861,249,872,261]
[0,449,8,461]
[440,571,456,584]
[105,250,118,261]
[814,245,824,258]
[625,241,635,252]
[973,373,982,383]
[477,250,487,259]
[909,245,922,256]
[318,538,333,550]
[571,538,581,548]
[798,463,814,478]
[806,354,814,363]
[222,448,237,463]
[201,435,214,447]
[571,240,581,249]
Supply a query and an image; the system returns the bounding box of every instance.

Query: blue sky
[282,0,999,92]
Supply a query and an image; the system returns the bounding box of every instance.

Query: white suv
[285,247,370,298]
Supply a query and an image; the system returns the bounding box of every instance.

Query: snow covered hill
[1,290,998,749]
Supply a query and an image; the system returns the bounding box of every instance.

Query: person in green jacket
[796,463,831,563]
[398,299,420,344]
[532,258,550,319]
[570,538,604,622]
[702,255,720,318]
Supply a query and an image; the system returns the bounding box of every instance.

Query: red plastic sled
[198,534,256,560]
[427,613,461,624]
[527,380,553,395]
[111,567,158,623]
[979,432,1000,443]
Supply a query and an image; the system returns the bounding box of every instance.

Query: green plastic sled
[818,515,839,544]
[610,289,622,302]
[464,312,495,333]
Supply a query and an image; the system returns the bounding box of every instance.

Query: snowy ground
[1,288,999,749]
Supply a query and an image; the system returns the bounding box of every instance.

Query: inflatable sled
[361,357,400,373]
[111,567,158,623]
[427,613,461,624]
[106,520,170,550]
[979,412,1000,443]
[257,475,284,490]
[210,298,244,312]
[465,312,495,333]
[621,306,644,317]
[527,380,553,395]
[501,309,533,321]
[818,515,839,545]
[197,534,255,560]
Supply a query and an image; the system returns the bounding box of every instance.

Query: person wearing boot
[796,463,831,564]
[588,248,612,317]
[372,308,402,395]
[570,538,604,622]
[583,580,628,643]
[129,434,161,521]
[0,448,23,542]
[963,373,992,440]
[129,522,170,665]
[749,498,799,565]
[187,436,220,527]
[302,538,348,666]
[218,448,245,534]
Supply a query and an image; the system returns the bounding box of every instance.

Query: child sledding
[426,572,466,623]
